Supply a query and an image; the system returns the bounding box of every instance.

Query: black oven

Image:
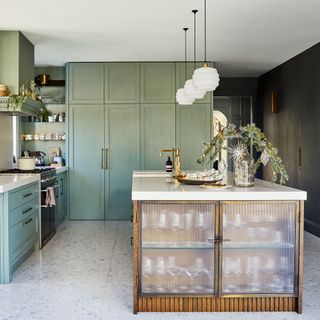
[40,172,57,247]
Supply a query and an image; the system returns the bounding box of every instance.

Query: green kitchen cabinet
[69,105,105,220]
[0,182,40,283]
[56,170,68,225]
[140,63,175,104]
[68,63,104,104]
[105,63,139,104]
[175,62,211,104]
[105,105,140,219]
[176,104,212,170]
[140,104,175,170]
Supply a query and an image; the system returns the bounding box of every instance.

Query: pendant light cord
[204,0,207,64]
[183,27,188,81]
[192,10,198,70]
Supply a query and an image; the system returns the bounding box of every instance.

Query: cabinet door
[140,63,175,104]
[105,63,139,103]
[105,104,140,220]
[140,104,175,170]
[69,105,105,219]
[221,202,298,295]
[140,202,216,295]
[68,63,104,104]
[176,62,211,104]
[176,104,211,170]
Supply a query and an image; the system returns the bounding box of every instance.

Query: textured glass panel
[140,203,216,295]
[222,202,297,294]
[141,248,214,294]
[141,203,215,248]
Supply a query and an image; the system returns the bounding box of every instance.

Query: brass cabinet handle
[105,148,108,169]
[101,148,104,169]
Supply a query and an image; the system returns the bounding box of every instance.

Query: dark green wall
[257,42,320,237]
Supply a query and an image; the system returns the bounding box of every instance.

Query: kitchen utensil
[18,156,36,170]
[32,151,47,166]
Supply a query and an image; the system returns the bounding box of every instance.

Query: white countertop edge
[132,191,307,201]
[55,167,68,174]
[0,175,40,193]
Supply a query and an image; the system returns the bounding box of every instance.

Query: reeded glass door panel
[221,202,297,294]
[141,203,215,248]
[141,248,214,294]
[140,202,216,295]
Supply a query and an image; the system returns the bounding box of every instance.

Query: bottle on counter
[166,156,173,172]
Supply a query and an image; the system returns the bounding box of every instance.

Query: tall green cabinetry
[68,62,212,220]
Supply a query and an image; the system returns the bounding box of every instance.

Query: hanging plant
[197,123,289,185]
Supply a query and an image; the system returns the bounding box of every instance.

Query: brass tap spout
[160,148,181,176]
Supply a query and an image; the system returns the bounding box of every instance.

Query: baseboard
[305,218,320,237]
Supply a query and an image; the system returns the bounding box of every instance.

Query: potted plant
[37,102,51,122]
[197,123,289,186]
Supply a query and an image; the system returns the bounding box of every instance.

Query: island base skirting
[136,296,298,313]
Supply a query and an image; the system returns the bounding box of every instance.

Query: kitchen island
[132,172,307,314]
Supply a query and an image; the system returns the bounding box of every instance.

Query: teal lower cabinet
[176,104,212,170]
[56,170,68,225]
[0,182,40,283]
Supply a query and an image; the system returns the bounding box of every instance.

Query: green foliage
[7,95,27,111]
[198,123,289,185]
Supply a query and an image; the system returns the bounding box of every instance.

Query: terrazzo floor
[0,221,319,320]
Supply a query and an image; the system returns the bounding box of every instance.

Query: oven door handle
[40,176,57,184]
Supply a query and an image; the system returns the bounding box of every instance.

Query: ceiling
[1,0,320,76]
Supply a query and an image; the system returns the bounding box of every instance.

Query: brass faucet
[160,148,181,176]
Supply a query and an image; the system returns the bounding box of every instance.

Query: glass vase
[233,159,255,187]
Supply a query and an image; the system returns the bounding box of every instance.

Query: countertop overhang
[0,174,39,193]
[132,171,307,201]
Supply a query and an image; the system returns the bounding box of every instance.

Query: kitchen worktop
[131,171,307,201]
[0,174,39,193]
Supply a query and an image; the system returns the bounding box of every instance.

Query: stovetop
[0,168,55,174]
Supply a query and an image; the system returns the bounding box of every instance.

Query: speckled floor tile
[0,221,319,319]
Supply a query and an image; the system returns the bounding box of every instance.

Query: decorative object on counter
[192,0,220,92]
[198,123,289,185]
[48,147,61,164]
[166,156,173,172]
[176,28,194,105]
[160,148,181,176]
[174,168,224,185]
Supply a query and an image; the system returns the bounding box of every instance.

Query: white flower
[229,142,247,164]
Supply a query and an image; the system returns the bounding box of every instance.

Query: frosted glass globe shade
[183,79,206,99]
[192,66,220,91]
[176,88,194,105]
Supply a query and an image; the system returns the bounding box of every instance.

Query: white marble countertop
[132,171,307,201]
[0,174,39,193]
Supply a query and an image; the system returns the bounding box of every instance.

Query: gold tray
[173,175,223,185]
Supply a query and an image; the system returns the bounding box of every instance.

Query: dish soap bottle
[166,156,173,172]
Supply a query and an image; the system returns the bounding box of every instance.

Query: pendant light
[192,0,220,92]
[184,10,206,100]
[176,28,194,105]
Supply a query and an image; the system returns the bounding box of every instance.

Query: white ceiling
[1,0,320,76]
